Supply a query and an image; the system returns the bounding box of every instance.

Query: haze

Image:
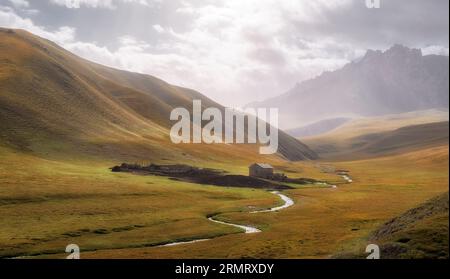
[0,0,448,106]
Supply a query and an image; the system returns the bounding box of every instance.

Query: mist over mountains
[250,45,449,129]
[286,117,351,138]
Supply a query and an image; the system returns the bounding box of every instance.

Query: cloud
[5,0,38,15]
[422,45,449,56]
[152,24,164,33]
[1,0,448,107]
[7,0,29,8]
[0,6,74,44]
[49,0,150,9]
[134,0,361,105]
[289,0,449,49]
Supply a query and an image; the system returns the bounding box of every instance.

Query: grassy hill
[370,192,449,259]
[335,192,449,259]
[0,28,316,163]
[303,111,449,160]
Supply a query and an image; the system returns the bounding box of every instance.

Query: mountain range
[250,45,449,129]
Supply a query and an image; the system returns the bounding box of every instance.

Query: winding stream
[208,217,261,233]
[342,175,353,183]
[156,173,352,248]
[158,191,294,247]
[250,191,294,213]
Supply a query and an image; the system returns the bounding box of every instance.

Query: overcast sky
[1,0,449,106]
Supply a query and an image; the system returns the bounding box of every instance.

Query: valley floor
[0,145,448,259]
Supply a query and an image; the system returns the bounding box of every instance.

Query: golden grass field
[1,143,447,259]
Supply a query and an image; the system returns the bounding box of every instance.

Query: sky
[0,0,449,107]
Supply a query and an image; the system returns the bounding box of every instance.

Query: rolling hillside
[0,28,317,162]
[336,192,449,259]
[286,117,351,138]
[370,192,449,259]
[303,111,449,160]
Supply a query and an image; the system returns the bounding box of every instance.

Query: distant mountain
[286,117,350,138]
[0,28,317,162]
[250,45,449,129]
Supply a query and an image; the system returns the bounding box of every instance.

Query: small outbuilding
[249,163,274,179]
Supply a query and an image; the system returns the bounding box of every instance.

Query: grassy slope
[0,28,316,162]
[370,192,449,259]
[335,192,448,259]
[303,110,449,160]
